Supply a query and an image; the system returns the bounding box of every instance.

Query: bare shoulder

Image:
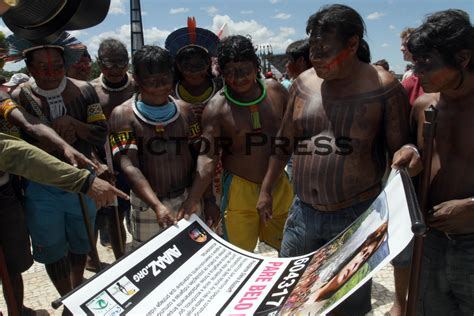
[412,93,440,121]
[372,64,398,88]
[89,77,100,88]
[175,99,195,121]
[265,78,288,96]
[110,97,133,119]
[293,68,321,93]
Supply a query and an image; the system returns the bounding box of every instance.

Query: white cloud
[203,6,219,16]
[85,25,170,57]
[210,15,295,53]
[389,25,396,30]
[170,7,189,14]
[269,0,279,4]
[367,12,386,20]
[109,0,126,14]
[381,43,390,47]
[273,13,291,20]
[69,30,88,39]
[241,10,254,15]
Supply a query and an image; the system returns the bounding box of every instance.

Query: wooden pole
[405,105,438,315]
[104,139,125,257]
[78,193,102,272]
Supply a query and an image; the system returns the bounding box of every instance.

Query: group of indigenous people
[0,3,473,316]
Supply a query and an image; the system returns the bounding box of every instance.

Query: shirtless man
[179,35,294,252]
[256,5,410,315]
[90,38,135,259]
[392,9,474,315]
[109,45,201,248]
[10,40,107,299]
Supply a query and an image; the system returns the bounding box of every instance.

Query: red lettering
[244,291,261,298]
[249,285,266,291]
[255,277,272,282]
[234,303,252,310]
[261,271,276,277]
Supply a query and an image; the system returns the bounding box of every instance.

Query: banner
[61,170,415,315]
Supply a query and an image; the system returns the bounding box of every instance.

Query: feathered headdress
[165,16,220,57]
[2,31,85,68]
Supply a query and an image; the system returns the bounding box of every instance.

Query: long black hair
[306,4,371,63]
[408,9,474,72]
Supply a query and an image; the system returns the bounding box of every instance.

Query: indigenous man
[8,33,108,298]
[179,35,293,252]
[109,45,202,248]
[90,38,135,259]
[165,18,223,209]
[256,5,410,315]
[66,48,92,81]
[284,39,313,179]
[392,9,474,315]
[285,39,312,81]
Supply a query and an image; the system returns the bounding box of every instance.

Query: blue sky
[1,0,473,74]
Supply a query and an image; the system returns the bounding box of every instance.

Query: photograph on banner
[278,193,390,315]
[61,170,415,315]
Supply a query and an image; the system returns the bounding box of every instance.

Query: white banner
[61,170,415,315]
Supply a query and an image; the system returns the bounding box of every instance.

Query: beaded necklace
[223,79,266,132]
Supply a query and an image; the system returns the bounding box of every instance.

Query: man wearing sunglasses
[90,38,135,261]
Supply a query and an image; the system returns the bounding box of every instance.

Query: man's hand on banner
[153,203,176,228]
[391,144,423,177]
[429,198,474,234]
[87,177,129,209]
[257,191,273,226]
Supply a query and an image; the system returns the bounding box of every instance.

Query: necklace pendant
[155,125,165,133]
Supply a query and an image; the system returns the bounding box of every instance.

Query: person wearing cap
[2,72,29,93]
[7,32,108,298]
[67,48,92,81]
[89,38,135,260]
[178,35,293,252]
[109,45,203,249]
[165,17,223,217]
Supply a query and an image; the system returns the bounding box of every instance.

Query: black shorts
[0,181,33,274]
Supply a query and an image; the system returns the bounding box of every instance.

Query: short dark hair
[408,9,474,72]
[374,59,389,71]
[175,46,212,81]
[132,45,174,79]
[217,35,261,78]
[306,4,371,63]
[98,38,128,60]
[286,39,310,64]
[24,47,64,67]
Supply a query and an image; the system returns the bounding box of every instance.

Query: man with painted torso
[256,5,410,315]
[179,35,294,252]
[109,45,202,248]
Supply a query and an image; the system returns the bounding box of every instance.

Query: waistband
[158,187,187,199]
[431,228,474,242]
[310,184,381,212]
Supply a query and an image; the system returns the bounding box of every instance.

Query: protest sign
[61,170,415,315]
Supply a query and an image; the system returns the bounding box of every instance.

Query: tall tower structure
[130,0,144,55]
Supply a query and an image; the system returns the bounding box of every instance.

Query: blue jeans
[417,230,474,315]
[280,196,374,316]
